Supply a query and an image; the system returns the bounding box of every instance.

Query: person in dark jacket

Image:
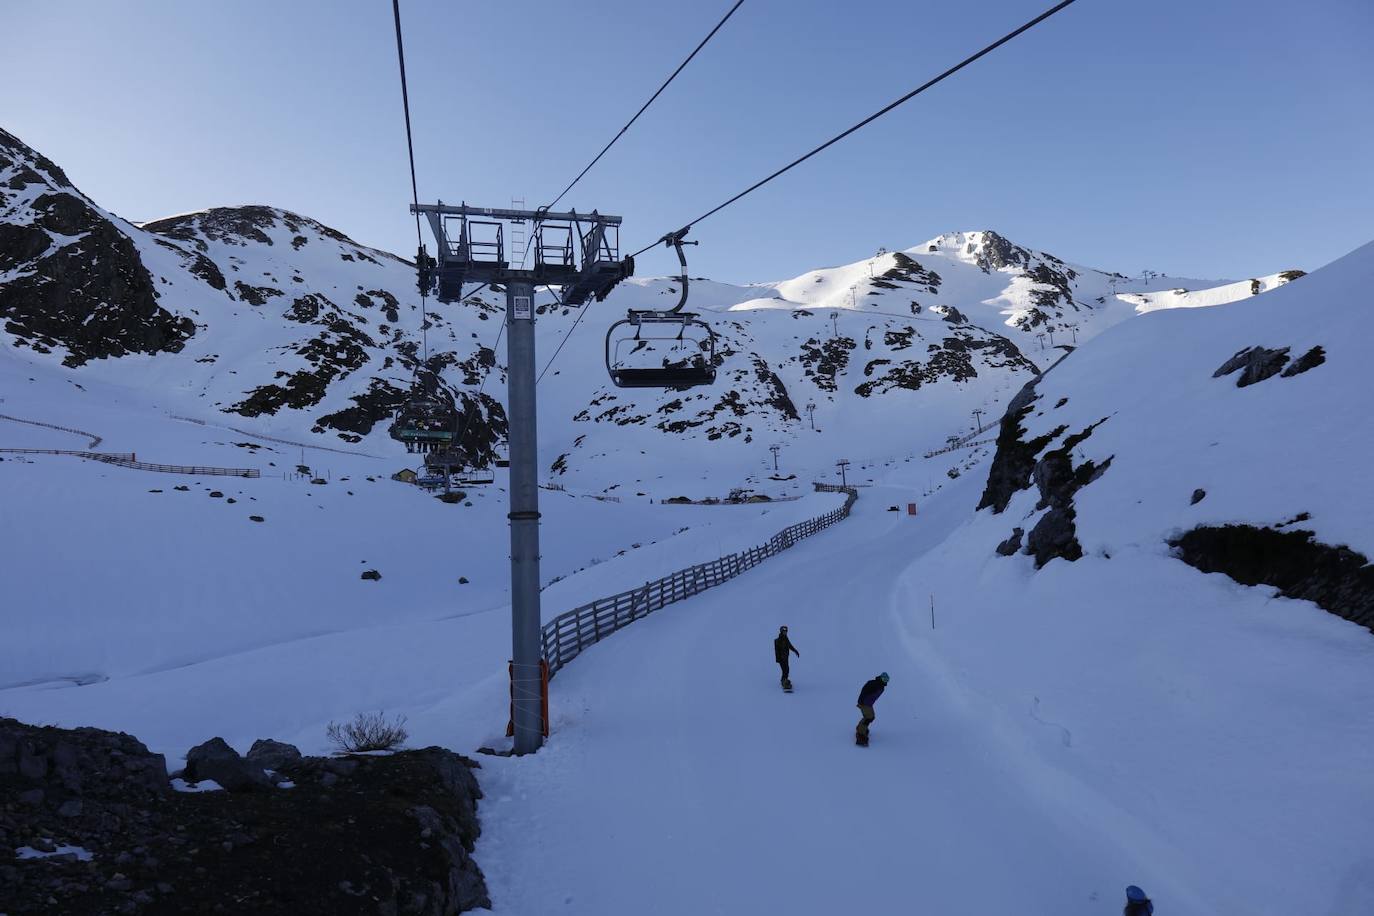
[1123,885,1153,915]
[773,626,799,686]
[855,672,889,745]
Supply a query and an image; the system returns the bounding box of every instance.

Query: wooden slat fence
[0,448,259,477]
[541,486,858,678]
[0,449,133,460]
[105,457,261,477]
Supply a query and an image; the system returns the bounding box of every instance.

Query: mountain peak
[913,230,1038,273]
[142,205,381,257]
[0,128,73,192]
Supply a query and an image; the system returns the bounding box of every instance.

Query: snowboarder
[855,672,889,746]
[774,626,799,690]
[1123,885,1154,916]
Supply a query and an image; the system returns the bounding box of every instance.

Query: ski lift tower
[413,201,633,754]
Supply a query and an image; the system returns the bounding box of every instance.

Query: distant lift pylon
[605,230,717,389]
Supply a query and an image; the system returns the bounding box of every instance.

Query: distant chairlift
[605,230,717,389]
[454,467,495,486]
[424,447,493,487]
[395,393,458,454]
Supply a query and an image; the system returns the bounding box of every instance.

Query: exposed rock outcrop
[977,358,1113,567]
[1212,345,1290,387]
[0,131,198,366]
[184,737,272,793]
[1170,525,1374,632]
[977,377,1056,514]
[1,719,490,915]
[1281,345,1325,378]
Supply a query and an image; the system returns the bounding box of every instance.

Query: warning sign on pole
[513,295,532,320]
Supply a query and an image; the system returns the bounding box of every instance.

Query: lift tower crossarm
[412,203,630,306]
[411,203,623,225]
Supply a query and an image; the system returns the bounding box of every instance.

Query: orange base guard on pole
[506,659,550,739]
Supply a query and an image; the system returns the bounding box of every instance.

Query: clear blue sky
[6,0,1371,283]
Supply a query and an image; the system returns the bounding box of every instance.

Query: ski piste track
[168,414,385,458]
[476,480,1209,916]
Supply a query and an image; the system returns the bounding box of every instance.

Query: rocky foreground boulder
[0,718,489,914]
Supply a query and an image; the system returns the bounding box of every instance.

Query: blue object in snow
[1124,885,1154,915]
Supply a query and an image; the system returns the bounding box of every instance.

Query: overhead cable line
[443,293,507,461]
[391,1,501,463]
[629,0,1081,260]
[532,1,746,384]
[537,286,589,384]
[390,0,432,365]
[545,0,745,213]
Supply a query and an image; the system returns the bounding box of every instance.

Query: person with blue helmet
[1124,885,1153,915]
[855,672,889,746]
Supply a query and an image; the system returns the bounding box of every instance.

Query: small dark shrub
[325,712,408,753]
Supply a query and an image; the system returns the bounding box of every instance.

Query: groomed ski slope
[477,485,1154,914]
[475,472,1374,916]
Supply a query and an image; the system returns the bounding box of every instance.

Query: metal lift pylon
[412,202,633,754]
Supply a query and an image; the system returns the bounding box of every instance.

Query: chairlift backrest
[605,311,716,389]
[602,230,717,390]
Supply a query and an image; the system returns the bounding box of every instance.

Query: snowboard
[781,679,793,693]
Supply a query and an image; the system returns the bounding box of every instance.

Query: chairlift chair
[394,393,458,453]
[454,467,495,486]
[604,230,717,390]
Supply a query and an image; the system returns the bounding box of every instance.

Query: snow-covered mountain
[969,238,1371,626]
[5,124,1373,915]
[1,128,1306,495]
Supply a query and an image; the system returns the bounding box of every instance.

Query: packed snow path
[476,486,1202,915]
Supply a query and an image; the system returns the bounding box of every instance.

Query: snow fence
[0,448,260,477]
[541,485,858,677]
[0,412,102,448]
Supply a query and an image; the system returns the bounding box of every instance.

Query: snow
[170,778,224,793]
[15,844,95,861]
[0,353,848,759]
[1122,272,1298,314]
[477,489,1162,915]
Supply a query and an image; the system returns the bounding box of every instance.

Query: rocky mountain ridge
[0,128,1302,491]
